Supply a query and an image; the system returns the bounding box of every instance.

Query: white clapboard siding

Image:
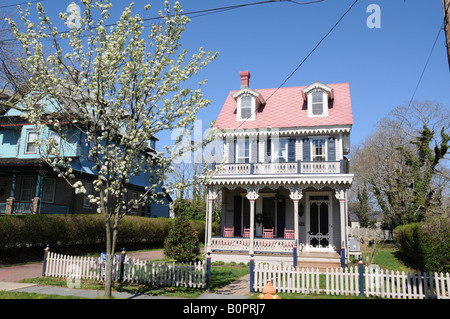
[254,262,450,299]
[44,252,205,288]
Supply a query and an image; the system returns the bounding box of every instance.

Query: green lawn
[357,243,413,273]
[0,290,86,299]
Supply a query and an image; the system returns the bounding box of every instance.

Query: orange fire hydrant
[257,281,281,299]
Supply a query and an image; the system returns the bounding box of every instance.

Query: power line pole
[443,0,450,71]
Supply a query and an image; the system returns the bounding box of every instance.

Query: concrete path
[197,274,251,299]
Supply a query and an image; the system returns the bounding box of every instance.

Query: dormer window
[311,90,325,116]
[238,94,254,121]
[302,81,333,117]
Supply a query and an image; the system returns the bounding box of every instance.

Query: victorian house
[204,71,354,266]
[0,91,172,217]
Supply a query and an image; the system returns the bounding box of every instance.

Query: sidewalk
[0,250,251,299]
[197,274,251,299]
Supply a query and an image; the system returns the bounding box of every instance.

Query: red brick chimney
[239,71,250,89]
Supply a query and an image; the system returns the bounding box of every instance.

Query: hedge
[394,217,450,273]
[0,214,219,261]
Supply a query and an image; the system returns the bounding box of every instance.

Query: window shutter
[303,138,310,161]
[250,137,257,163]
[265,137,272,163]
[288,139,295,162]
[233,196,242,236]
[228,138,235,163]
[328,138,336,161]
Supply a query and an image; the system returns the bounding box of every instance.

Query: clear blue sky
[6,0,450,152]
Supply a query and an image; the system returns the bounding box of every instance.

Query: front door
[306,193,333,251]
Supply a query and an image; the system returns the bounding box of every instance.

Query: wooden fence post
[341,241,346,268]
[42,244,50,277]
[119,248,126,282]
[250,254,254,293]
[293,240,297,268]
[358,258,364,296]
[206,252,211,291]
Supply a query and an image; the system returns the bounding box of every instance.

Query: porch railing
[211,237,295,253]
[0,202,6,214]
[213,160,346,176]
[0,201,69,215]
[13,201,33,214]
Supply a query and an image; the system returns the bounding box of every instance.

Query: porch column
[335,187,347,258]
[206,187,218,254]
[289,187,303,243]
[246,187,259,255]
[6,174,17,215]
[33,174,43,214]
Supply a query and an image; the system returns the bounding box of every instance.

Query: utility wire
[406,23,444,109]
[264,0,359,104]
[0,0,321,45]
[0,0,43,9]
[236,0,359,129]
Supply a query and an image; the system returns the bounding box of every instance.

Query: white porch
[204,176,353,266]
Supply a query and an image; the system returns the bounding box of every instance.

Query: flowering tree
[8,0,217,297]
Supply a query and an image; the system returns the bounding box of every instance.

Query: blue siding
[0,129,20,158]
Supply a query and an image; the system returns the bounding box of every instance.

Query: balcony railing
[213,160,347,176]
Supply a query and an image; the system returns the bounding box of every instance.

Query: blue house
[0,92,172,217]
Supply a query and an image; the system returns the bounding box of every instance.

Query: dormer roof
[302,81,334,100]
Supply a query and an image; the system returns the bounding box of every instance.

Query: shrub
[0,214,173,262]
[394,218,450,273]
[163,216,200,262]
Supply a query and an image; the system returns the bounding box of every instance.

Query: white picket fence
[43,252,206,288]
[121,258,206,288]
[364,267,450,299]
[253,263,450,299]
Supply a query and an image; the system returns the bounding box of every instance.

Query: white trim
[219,125,352,138]
[25,130,37,154]
[208,174,354,186]
[310,137,328,162]
[302,81,334,98]
[271,137,289,163]
[307,89,329,117]
[237,94,255,121]
[235,138,251,163]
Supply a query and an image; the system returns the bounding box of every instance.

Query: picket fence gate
[253,263,450,299]
[43,252,206,288]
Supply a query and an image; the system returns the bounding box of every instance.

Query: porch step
[297,251,341,264]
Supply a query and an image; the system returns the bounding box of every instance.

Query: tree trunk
[103,207,121,298]
[104,216,113,298]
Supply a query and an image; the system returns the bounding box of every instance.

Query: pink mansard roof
[214,81,353,131]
